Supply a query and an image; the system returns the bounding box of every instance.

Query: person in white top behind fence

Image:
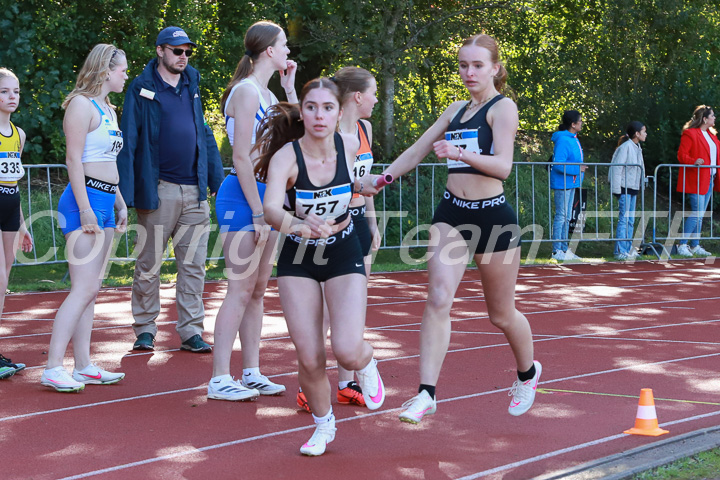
[608,121,647,260]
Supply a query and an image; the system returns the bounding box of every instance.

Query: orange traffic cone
[624,388,669,436]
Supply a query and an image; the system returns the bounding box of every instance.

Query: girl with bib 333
[208,21,298,401]
[0,68,33,380]
[260,78,384,456]
[383,34,541,424]
[41,44,129,393]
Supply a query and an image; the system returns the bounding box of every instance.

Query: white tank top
[81,99,124,163]
[224,78,278,146]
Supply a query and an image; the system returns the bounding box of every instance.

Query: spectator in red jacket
[676,105,720,257]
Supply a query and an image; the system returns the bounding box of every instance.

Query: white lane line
[5,264,719,318]
[6,348,720,425]
[13,317,720,372]
[456,408,720,479]
[49,352,720,479]
[7,283,720,343]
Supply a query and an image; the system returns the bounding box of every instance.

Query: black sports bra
[444,95,504,175]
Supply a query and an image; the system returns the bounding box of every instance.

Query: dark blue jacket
[117,59,223,209]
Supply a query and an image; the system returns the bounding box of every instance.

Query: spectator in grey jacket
[608,121,646,259]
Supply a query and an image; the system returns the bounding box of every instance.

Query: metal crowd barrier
[12,162,718,266]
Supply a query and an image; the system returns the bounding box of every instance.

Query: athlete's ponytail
[332,67,374,106]
[254,77,341,182]
[220,21,283,114]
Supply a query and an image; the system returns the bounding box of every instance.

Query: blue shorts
[215,174,268,232]
[58,178,117,235]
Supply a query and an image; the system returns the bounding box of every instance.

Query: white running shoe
[241,373,286,396]
[41,366,85,393]
[677,244,693,257]
[690,245,712,257]
[72,364,125,385]
[564,249,582,261]
[208,375,260,401]
[399,390,437,424]
[300,417,337,456]
[508,361,542,416]
[356,358,385,410]
[551,250,565,261]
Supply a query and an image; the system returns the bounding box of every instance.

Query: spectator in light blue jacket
[550,110,586,261]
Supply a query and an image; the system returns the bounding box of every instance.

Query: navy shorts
[431,190,520,254]
[0,184,21,232]
[277,220,366,282]
[58,177,117,235]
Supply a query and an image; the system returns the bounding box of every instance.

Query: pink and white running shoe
[72,363,125,385]
[356,358,385,410]
[399,390,437,424]
[41,366,85,393]
[508,360,542,416]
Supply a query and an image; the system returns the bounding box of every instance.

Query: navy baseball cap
[156,26,197,47]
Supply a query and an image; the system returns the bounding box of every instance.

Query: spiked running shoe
[0,354,25,373]
[337,381,366,406]
[0,364,15,380]
[300,418,337,456]
[297,389,311,413]
[356,358,385,410]
[41,366,85,393]
[241,373,286,395]
[208,375,259,401]
[508,360,543,416]
[72,364,125,385]
[399,390,437,424]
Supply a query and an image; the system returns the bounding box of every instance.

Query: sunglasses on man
[164,46,194,57]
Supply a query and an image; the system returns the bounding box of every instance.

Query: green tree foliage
[3,0,720,177]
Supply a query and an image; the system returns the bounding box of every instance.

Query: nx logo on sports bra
[313,188,332,199]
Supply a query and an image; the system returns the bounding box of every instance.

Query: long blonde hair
[0,68,18,82]
[62,44,125,109]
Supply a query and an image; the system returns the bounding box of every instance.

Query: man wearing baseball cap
[118,26,224,354]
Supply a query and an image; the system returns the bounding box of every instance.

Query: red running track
[2,260,720,479]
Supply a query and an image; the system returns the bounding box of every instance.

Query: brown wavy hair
[253,77,341,182]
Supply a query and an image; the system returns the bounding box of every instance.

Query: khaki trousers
[131,180,211,342]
